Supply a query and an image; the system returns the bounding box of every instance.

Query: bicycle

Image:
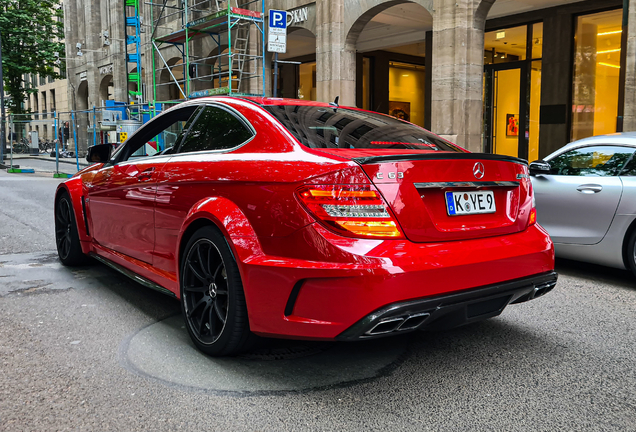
[39,139,52,153]
[12,141,30,154]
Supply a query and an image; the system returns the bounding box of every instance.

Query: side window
[620,154,636,176]
[177,106,253,154]
[117,106,199,163]
[548,145,635,177]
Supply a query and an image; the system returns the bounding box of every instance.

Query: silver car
[529,133,636,277]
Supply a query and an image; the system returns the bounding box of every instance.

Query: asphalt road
[0,171,634,431]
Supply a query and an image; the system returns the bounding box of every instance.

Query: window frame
[174,102,256,155]
[107,104,201,166]
[545,143,636,177]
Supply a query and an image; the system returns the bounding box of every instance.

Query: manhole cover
[120,315,409,394]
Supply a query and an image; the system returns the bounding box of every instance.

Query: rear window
[263,105,463,152]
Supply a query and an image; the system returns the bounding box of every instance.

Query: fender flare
[55,179,91,253]
[176,196,263,281]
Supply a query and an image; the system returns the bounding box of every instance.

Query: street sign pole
[274,53,279,98]
[0,33,6,161]
[268,10,287,98]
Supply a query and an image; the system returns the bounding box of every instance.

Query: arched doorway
[75,80,90,154]
[77,81,89,110]
[157,57,186,101]
[277,28,316,100]
[99,74,114,105]
[346,1,433,127]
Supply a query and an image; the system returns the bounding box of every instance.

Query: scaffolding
[124,0,144,103]
[150,0,266,103]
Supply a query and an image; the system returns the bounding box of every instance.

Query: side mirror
[529,160,551,176]
[86,144,112,164]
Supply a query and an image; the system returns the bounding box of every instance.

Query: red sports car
[55,97,556,356]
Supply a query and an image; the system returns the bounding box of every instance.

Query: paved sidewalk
[3,154,90,174]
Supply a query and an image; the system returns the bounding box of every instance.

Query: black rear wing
[353,153,528,166]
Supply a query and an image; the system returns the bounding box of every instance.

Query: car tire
[627,230,636,277]
[55,192,88,266]
[180,226,256,356]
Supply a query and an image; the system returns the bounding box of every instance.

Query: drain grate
[238,340,333,361]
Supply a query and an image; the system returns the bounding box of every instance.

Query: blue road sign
[269,10,287,29]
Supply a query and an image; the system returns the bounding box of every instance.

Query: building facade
[61,0,636,159]
[21,73,70,142]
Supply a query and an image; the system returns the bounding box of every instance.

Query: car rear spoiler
[353,153,528,165]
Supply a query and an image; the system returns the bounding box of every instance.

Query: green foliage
[0,0,65,114]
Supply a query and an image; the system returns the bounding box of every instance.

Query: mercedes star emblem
[473,162,485,179]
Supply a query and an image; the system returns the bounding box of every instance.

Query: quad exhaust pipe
[365,312,430,336]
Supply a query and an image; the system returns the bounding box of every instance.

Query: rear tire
[180,226,257,356]
[627,230,636,277]
[55,192,88,266]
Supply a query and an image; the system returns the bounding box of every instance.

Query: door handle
[576,184,603,194]
[137,167,155,181]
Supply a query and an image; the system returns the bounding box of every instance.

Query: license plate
[445,191,496,216]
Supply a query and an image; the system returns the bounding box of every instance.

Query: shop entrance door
[483,62,528,160]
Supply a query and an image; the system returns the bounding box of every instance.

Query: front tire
[627,230,636,277]
[55,192,88,266]
[180,226,255,356]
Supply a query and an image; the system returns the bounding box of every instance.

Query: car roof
[563,132,636,149]
[187,95,342,108]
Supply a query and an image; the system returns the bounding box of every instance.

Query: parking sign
[268,9,287,53]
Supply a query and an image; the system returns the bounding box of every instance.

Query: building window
[50,89,56,113]
[40,75,46,86]
[297,62,316,101]
[571,9,623,141]
[389,62,425,127]
[483,23,543,162]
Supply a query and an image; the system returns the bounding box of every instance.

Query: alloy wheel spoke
[197,246,210,278]
[188,296,208,318]
[208,303,216,335]
[184,285,207,293]
[198,301,212,334]
[212,262,223,281]
[63,238,71,257]
[188,262,206,283]
[214,300,227,324]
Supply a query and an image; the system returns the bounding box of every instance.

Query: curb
[53,173,74,179]
[7,168,36,173]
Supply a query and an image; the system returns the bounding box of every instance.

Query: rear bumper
[336,270,557,340]
[237,223,555,340]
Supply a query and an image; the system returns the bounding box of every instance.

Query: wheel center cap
[208,282,217,298]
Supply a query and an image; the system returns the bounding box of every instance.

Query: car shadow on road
[75,258,583,398]
[555,257,634,290]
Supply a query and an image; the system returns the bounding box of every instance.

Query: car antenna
[329,96,340,111]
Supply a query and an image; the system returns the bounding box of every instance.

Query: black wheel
[55,192,87,266]
[180,226,256,356]
[627,230,636,277]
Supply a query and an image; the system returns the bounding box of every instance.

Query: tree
[0,0,64,115]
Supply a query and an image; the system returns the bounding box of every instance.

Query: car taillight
[528,180,537,226]
[529,208,537,226]
[296,185,404,239]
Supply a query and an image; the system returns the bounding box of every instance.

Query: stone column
[431,0,494,151]
[315,0,356,106]
[623,0,636,131]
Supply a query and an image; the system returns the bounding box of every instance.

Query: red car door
[86,105,200,264]
[88,158,165,264]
